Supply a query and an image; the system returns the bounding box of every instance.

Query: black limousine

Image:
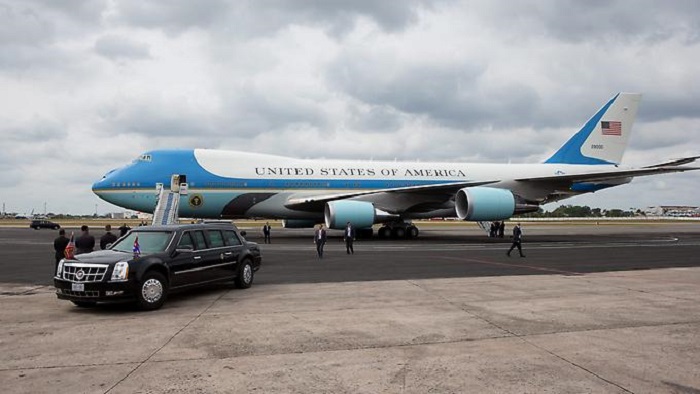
[54,223,262,310]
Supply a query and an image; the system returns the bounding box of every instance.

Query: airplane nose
[93,168,118,193]
[92,178,107,194]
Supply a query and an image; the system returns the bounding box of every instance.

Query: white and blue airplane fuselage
[92,93,697,231]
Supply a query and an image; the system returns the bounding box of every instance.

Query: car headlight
[111,261,130,281]
[56,259,65,277]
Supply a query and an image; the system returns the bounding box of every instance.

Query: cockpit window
[135,154,152,162]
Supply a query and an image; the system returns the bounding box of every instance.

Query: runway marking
[259,239,700,252]
[437,255,581,276]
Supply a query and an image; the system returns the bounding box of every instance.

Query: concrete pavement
[2,267,699,393]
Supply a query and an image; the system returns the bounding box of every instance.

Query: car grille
[57,289,99,298]
[62,263,108,283]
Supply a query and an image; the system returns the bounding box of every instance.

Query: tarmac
[1,223,700,393]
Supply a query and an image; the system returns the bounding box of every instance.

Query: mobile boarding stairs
[152,175,187,226]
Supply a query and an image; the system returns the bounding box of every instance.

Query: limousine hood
[70,250,136,264]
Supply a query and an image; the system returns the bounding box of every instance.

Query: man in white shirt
[344,221,355,254]
[314,224,327,258]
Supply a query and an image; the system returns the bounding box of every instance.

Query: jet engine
[325,200,394,229]
[455,187,516,221]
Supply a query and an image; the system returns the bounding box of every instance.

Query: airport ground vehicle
[54,223,261,310]
[30,220,60,230]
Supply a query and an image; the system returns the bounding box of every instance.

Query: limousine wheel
[137,271,168,311]
[235,260,254,289]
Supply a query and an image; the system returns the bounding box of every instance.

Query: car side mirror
[240,230,247,237]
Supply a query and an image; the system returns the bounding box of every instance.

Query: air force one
[93,93,698,237]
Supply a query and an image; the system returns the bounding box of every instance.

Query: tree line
[521,205,640,218]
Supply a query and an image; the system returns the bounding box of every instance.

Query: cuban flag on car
[64,232,76,260]
[133,236,141,257]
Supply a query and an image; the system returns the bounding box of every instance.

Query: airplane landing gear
[378,222,419,239]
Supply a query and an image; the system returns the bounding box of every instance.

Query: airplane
[92,93,699,238]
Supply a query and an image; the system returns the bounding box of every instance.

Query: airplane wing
[284,180,497,211]
[518,162,700,184]
[285,156,699,211]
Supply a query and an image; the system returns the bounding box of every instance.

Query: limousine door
[169,231,208,288]
[204,229,237,280]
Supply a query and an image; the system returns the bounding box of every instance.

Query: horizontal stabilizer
[643,155,700,168]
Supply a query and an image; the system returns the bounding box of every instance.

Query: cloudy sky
[2,0,699,215]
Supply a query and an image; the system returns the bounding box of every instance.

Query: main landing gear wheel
[378,226,391,238]
[407,226,419,239]
[392,227,406,238]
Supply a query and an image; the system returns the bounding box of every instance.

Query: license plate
[72,283,85,292]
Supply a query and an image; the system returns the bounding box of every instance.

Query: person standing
[344,221,355,254]
[507,223,525,258]
[118,223,131,237]
[314,224,327,259]
[100,224,118,250]
[498,221,505,238]
[75,225,95,255]
[53,229,70,269]
[262,222,272,244]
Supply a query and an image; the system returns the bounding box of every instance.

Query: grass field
[2,217,698,229]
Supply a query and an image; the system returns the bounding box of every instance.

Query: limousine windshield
[112,231,174,254]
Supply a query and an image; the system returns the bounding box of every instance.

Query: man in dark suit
[507,223,525,258]
[344,221,355,254]
[118,223,131,237]
[262,222,271,244]
[76,225,95,255]
[314,224,327,259]
[100,224,118,250]
[53,229,69,269]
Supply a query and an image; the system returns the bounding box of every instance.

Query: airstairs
[152,175,188,226]
[476,221,491,235]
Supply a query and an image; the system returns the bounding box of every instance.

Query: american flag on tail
[133,236,141,257]
[64,232,76,260]
[601,121,622,136]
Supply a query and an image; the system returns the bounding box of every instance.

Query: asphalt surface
[3,222,700,286]
[3,222,700,393]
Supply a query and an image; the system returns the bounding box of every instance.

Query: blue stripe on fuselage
[93,149,465,192]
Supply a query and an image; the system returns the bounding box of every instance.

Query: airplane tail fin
[545,93,642,165]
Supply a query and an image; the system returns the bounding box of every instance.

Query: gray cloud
[471,0,700,44]
[1,1,699,214]
[94,35,150,60]
[0,2,54,46]
[113,0,441,36]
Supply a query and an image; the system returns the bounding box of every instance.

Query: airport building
[644,205,700,217]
